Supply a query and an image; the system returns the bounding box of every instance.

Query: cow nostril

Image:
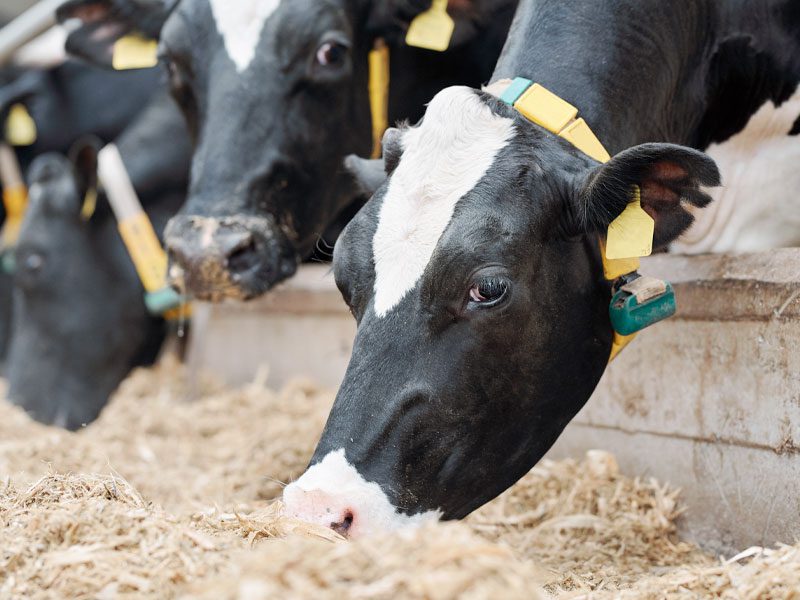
[226,238,259,275]
[330,510,354,537]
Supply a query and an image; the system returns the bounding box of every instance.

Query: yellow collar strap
[491,77,656,361]
[0,142,28,249]
[368,39,390,159]
[97,144,189,320]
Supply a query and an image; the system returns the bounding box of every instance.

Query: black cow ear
[67,136,102,215]
[57,0,173,68]
[0,72,40,125]
[344,155,387,198]
[577,143,721,248]
[343,127,404,197]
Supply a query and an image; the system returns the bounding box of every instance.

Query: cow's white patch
[372,86,515,317]
[208,0,280,72]
[283,449,441,538]
[674,84,800,253]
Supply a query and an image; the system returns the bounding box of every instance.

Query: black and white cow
[0,58,161,362]
[283,0,799,537]
[6,90,190,429]
[57,0,518,300]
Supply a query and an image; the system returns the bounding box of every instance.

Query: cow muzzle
[282,449,441,539]
[164,215,298,301]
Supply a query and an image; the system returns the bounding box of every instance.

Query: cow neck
[490,0,714,152]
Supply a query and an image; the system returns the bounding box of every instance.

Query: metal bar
[0,0,66,66]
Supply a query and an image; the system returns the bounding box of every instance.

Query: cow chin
[282,449,442,539]
[8,378,110,431]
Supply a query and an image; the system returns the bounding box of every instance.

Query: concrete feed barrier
[550,248,800,554]
[187,250,800,554]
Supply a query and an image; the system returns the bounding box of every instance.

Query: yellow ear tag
[368,40,390,159]
[112,35,159,70]
[1,184,28,247]
[405,0,454,52]
[605,186,654,260]
[80,187,98,220]
[5,104,37,146]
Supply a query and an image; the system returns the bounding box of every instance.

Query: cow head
[6,140,171,429]
[57,0,464,300]
[283,86,719,537]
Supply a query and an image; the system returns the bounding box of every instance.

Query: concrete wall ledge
[641,249,800,321]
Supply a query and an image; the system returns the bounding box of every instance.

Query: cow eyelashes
[467,276,510,308]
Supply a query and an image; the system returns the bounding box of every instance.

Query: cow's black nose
[164,214,298,301]
[219,230,259,277]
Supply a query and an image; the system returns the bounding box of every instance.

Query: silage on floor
[0,361,797,599]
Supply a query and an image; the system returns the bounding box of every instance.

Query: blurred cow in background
[6,89,190,429]
[0,40,162,362]
[57,0,519,301]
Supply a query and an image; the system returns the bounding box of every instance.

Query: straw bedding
[0,360,796,599]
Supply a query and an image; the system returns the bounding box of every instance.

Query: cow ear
[343,127,404,197]
[56,0,172,68]
[576,143,721,248]
[68,136,102,216]
[0,72,40,125]
[344,155,386,198]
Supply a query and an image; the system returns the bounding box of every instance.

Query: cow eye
[468,276,510,308]
[315,40,349,67]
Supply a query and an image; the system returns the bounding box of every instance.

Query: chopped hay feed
[0,361,798,599]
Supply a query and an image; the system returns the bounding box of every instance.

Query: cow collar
[487,77,676,362]
[96,144,190,321]
[368,40,390,159]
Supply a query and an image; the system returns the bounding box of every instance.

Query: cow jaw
[283,449,441,538]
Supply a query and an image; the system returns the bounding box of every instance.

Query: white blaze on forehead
[372,86,515,317]
[209,0,280,72]
[283,449,440,538]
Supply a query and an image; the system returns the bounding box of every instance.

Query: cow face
[283,86,719,537]
[58,0,428,301]
[6,144,168,430]
[159,0,376,300]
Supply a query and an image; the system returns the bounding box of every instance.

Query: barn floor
[1,359,798,599]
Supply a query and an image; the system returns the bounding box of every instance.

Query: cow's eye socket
[468,276,510,307]
[316,41,349,67]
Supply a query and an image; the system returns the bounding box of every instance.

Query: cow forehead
[371,86,516,318]
[208,0,281,72]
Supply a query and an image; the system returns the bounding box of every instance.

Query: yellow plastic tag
[405,0,454,52]
[559,118,611,163]
[605,187,654,260]
[368,40,390,159]
[1,184,28,247]
[80,187,98,220]
[112,35,159,70]
[163,304,192,321]
[5,104,37,146]
[514,83,578,134]
[609,332,636,362]
[117,211,168,292]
